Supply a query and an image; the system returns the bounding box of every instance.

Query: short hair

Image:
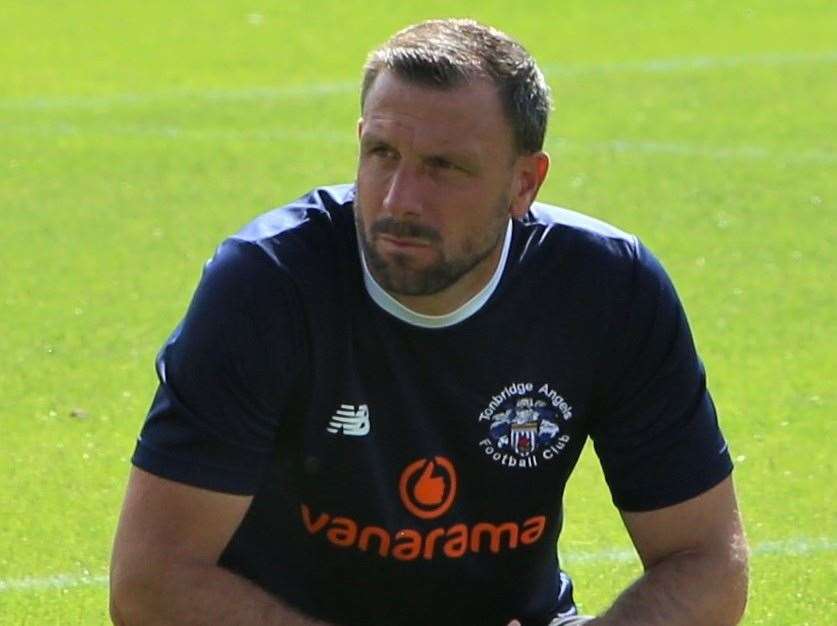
[361,19,552,155]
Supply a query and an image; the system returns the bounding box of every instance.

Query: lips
[378,234,432,249]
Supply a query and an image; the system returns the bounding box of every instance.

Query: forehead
[361,71,514,155]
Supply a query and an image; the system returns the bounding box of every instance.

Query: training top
[133,184,733,626]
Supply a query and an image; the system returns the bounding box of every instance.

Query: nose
[382,163,425,220]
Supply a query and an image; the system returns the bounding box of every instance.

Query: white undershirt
[360,220,512,329]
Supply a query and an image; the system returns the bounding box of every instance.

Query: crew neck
[360,220,512,329]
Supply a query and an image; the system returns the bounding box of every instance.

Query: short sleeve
[589,240,732,512]
[132,239,308,495]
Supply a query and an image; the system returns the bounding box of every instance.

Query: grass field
[1,1,835,624]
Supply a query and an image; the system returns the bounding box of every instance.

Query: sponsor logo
[327,404,370,436]
[477,383,574,469]
[399,456,456,519]
[299,456,547,561]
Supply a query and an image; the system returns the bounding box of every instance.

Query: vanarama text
[301,504,547,561]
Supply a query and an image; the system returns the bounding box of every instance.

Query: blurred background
[1,1,834,623]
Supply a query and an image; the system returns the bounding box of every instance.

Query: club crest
[477,383,574,469]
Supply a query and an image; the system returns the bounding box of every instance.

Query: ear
[509,151,550,220]
[357,117,364,141]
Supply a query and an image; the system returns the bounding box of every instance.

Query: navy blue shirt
[133,184,732,625]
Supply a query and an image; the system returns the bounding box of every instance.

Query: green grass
[1,1,835,624]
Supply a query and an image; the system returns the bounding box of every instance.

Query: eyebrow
[360,132,480,168]
[359,133,390,148]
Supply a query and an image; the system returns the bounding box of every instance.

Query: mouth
[377,234,433,250]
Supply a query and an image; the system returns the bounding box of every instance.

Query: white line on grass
[0,82,359,111]
[0,50,834,111]
[542,50,837,76]
[2,121,833,166]
[548,138,837,165]
[561,536,837,564]
[0,122,353,145]
[0,573,109,593]
[1,537,833,593]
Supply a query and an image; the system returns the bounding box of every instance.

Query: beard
[354,195,509,297]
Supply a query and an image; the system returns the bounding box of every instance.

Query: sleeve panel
[590,241,732,512]
[132,239,308,494]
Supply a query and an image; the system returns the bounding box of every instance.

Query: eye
[368,145,397,159]
[427,157,456,171]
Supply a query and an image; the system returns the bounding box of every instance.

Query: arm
[110,467,333,626]
[589,476,748,626]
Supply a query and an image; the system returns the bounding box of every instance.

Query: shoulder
[514,201,648,287]
[511,202,680,321]
[190,185,354,312]
[526,201,634,241]
[522,201,638,261]
[208,183,358,293]
[231,183,356,257]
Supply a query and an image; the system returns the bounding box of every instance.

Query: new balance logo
[327,404,370,436]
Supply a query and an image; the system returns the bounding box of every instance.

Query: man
[110,19,748,626]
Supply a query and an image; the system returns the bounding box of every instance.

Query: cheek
[453,201,508,254]
[357,158,390,190]
[355,177,381,222]
[358,160,395,192]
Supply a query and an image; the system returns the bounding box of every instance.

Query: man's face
[355,71,529,302]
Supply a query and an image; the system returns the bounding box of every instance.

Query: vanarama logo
[399,456,456,519]
[477,382,574,469]
[300,456,547,561]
